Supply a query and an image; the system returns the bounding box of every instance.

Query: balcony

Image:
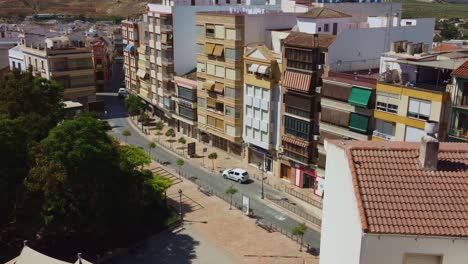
[372,130,395,141]
[161,24,172,32]
[285,106,312,119]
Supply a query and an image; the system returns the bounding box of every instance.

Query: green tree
[122,129,131,143]
[176,159,184,174]
[225,185,238,210]
[178,137,186,145]
[120,145,151,170]
[441,21,461,40]
[155,121,164,142]
[148,141,156,157]
[291,223,307,251]
[165,128,176,148]
[208,152,218,171]
[125,94,145,118]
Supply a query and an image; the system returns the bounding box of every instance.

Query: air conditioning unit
[315,86,321,94]
[313,135,320,141]
[278,147,284,153]
[317,64,322,70]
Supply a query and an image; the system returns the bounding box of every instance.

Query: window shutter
[215,25,225,39]
[408,98,419,113]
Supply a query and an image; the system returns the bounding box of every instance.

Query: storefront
[283,163,324,197]
[248,145,273,173]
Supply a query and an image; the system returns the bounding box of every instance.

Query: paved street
[100,63,321,248]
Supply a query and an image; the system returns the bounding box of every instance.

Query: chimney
[419,121,439,171]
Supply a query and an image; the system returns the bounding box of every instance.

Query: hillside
[399,0,468,19]
[0,0,156,18]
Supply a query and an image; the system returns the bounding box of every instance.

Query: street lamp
[178,189,183,221]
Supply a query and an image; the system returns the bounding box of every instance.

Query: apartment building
[174,75,198,138]
[243,45,282,174]
[91,39,111,92]
[122,19,142,94]
[448,60,468,142]
[279,32,335,193]
[373,43,467,142]
[318,70,377,170]
[195,11,297,155]
[19,34,96,105]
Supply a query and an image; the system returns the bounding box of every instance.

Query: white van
[222,168,249,183]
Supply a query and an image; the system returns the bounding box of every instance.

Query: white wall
[361,235,468,264]
[270,30,289,54]
[320,141,363,264]
[297,17,352,35]
[8,46,25,71]
[243,83,272,150]
[245,13,298,47]
[327,18,435,72]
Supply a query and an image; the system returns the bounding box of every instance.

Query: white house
[320,137,468,264]
[8,45,25,71]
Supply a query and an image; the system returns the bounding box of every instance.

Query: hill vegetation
[399,0,468,19]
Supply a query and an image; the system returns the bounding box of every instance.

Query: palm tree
[225,185,238,210]
[291,223,307,252]
[207,152,218,171]
[122,129,131,143]
[148,142,156,158]
[176,158,184,174]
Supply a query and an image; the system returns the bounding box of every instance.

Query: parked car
[118,88,127,98]
[222,168,249,183]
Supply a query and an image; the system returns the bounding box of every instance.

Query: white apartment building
[8,45,25,71]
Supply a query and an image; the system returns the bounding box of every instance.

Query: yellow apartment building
[195,12,244,155]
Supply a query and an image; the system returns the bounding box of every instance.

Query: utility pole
[178,189,183,221]
[259,153,266,199]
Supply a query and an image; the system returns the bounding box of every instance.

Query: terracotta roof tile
[297,7,351,19]
[452,60,468,78]
[329,140,468,237]
[283,32,336,49]
[432,43,459,52]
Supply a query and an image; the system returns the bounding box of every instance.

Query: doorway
[332,23,338,35]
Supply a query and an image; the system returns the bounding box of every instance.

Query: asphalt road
[100,62,321,249]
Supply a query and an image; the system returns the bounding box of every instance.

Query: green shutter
[349,113,369,134]
[348,86,372,108]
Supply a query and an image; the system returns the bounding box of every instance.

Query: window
[246,85,254,96]
[225,48,241,60]
[349,113,370,134]
[261,131,268,143]
[262,89,270,99]
[408,98,430,120]
[376,102,398,113]
[179,105,195,120]
[196,25,204,36]
[206,63,215,75]
[206,24,215,38]
[215,102,224,113]
[318,27,322,32]
[226,124,235,136]
[246,105,253,117]
[198,115,206,124]
[375,120,396,138]
[254,87,262,98]
[196,44,204,54]
[324,24,329,32]
[226,68,240,80]
[215,65,224,78]
[215,25,225,39]
[254,107,261,119]
[197,97,206,108]
[41,60,44,69]
[197,62,206,73]
[226,28,240,40]
[225,106,235,117]
[225,86,237,98]
[405,126,426,142]
[284,116,311,140]
[178,86,196,101]
[12,61,16,69]
[34,59,37,69]
[261,110,268,121]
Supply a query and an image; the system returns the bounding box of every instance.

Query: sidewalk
[133,117,323,220]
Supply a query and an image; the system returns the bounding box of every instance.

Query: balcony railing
[51,65,93,72]
[328,71,377,86]
[449,128,468,141]
[372,130,395,141]
[285,106,312,119]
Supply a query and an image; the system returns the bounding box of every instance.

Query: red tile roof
[283,32,336,49]
[298,7,351,19]
[329,140,468,237]
[432,43,459,52]
[282,135,309,148]
[283,70,312,93]
[452,60,468,78]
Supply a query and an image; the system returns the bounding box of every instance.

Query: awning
[348,86,372,108]
[283,71,312,93]
[213,44,224,57]
[137,69,147,79]
[124,44,134,53]
[204,43,215,55]
[349,113,369,134]
[282,135,309,148]
[249,145,272,157]
[206,97,216,108]
[258,65,269,75]
[248,64,259,73]
[203,82,214,90]
[214,82,224,93]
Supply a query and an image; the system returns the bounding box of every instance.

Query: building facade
[448,60,468,142]
[91,39,111,92]
[279,32,335,193]
[243,45,282,174]
[19,34,96,105]
[173,76,198,138]
[195,12,245,155]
